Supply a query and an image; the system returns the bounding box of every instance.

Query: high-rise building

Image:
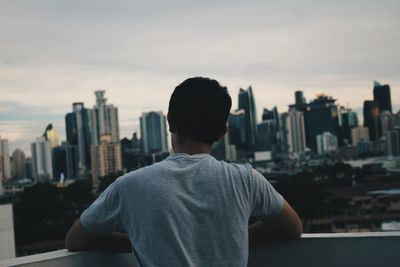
[93,91,120,144]
[363,100,381,141]
[257,121,275,151]
[0,136,11,181]
[258,107,281,152]
[316,132,338,155]
[340,109,359,145]
[52,146,66,181]
[291,95,339,152]
[393,111,400,128]
[262,107,279,121]
[351,126,370,145]
[295,91,306,106]
[52,142,79,180]
[131,132,141,153]
[31,137,53,181]
[140,111,168,154]
[373,81,392,113]
[380,110,393,133]
[65,102,94,175]
[11,149,26,179]
[238,86,257,148]
[24,158,33,179]
[281,110,306,154]
[384,130,400,156]
[43,124,59,148]
[91,135,122,188]
[228,110,246,149]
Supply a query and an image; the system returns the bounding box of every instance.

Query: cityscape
[0,80,399,257]
[1,0,400,265]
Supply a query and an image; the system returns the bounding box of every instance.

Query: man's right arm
[249,200,302,246]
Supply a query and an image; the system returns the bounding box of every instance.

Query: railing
[1,232,400,267]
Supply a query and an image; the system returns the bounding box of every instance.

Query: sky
[0,0,399,156]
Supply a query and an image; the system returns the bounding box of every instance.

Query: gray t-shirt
[81,153,284,267]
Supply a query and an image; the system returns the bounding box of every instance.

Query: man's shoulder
[115,161,168,185]
[224,161,253,175]
[115,158,254,187]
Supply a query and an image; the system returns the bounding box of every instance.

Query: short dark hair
[168,77,232,144]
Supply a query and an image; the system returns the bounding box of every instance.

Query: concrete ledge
[0,250,138,267]
[249,232,400,267]
[1,232,400,267]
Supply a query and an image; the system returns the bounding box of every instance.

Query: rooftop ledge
[1,232,400,267]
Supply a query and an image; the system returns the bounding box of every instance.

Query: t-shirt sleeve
[80,181,123,236]
[250,168,285,218]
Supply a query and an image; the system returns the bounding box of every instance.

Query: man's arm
[249,201,302,246]
[65,219,131,253]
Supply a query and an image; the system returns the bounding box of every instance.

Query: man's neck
[172,136,212,155]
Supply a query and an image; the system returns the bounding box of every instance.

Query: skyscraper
[393,111,400,128]
[238,86,257,148]
[43,124,59,148]
[295,91,306,106]
[53,142,79,180]
[293,95,339,152]
[281,110,306,154]
[363,100,381,141]
[11,149,26,179]
[228,110,246,149]
[384,130,400,156]
[65,102,94,175]
[351,126,370,145]
[91,134,122,188]
[140,111,168,154]
[380,110,393,133]
[258,107,281,152]
[31,137,53,181]
[373,81,392,113]
[0,137,11,181]
[257,121,275,151]
[316,132,338,155]
[93,90,120,144]
[340,109,359,144]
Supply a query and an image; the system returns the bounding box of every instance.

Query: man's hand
[249,201,302,246]
[65,219,131,253]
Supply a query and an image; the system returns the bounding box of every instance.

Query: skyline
[1,0,400,154]
[1,82,399,156]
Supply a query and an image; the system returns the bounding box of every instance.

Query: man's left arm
[65,180,131,252]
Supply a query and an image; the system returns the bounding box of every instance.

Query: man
[65,77,302,266]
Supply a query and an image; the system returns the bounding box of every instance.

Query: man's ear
[167,113,176,133]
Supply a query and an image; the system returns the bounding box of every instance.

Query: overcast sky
[0,0,399,155]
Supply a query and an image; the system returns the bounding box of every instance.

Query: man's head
[168,77,232,146]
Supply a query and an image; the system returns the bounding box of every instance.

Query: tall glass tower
[363,100,381,141]
[238,86,257,148]
[140,111,168,154]
[373,81,392,113]
[65,102,93,175]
